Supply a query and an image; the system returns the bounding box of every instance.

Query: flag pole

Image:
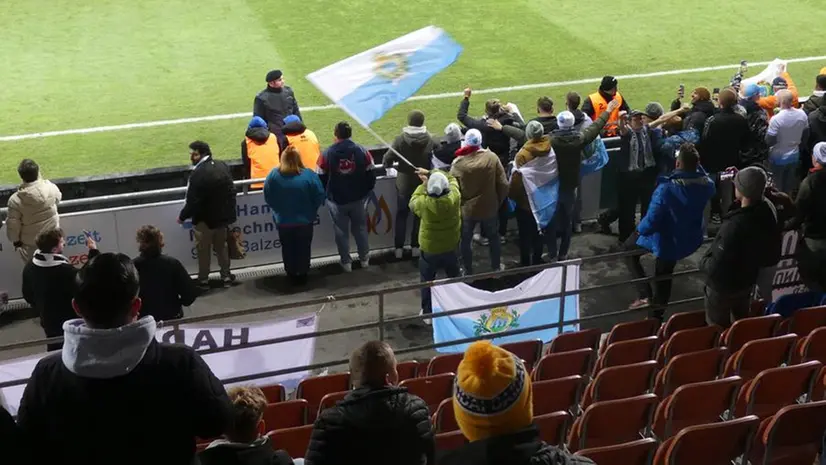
[361,124,419,170]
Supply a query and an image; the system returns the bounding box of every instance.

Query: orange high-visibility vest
[588,92,624,136]
[286,129,322,170]
[246,134,280,189]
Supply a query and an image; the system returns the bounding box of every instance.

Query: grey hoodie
[387,126,436,197]
[62,316,157,379]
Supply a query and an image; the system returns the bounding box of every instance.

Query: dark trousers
[547,188,577,259]
[624,232,676,318]
[617,169,658,242]
[703,286,751,328]
[797,238,826,292]
[709,172,723,217]
[498,201,509,237]
[515,209,545,266]
[420,251,461,314]
[395,192,420,249]
[461,217,500,274]
[278,224,314,282]
[44,326,63,352]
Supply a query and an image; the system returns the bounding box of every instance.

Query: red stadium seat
[787,305,826,337]
[657,310,707,340]
[652,377,741,440]
[576,438,658,465]
[794,327,826,365]
[594,336,658,373]
[500,340,543,371]
[720,314,781,352]
[750,400,826,465]
[734,360,821,419]
[723,334,797,381]
[260,384,286,403]
[535,411,571,447]
[547,328,601,354]
[532,348,594,381]
[655,325,722,365]
[652,415,759,465]
[600,319,660,355]
[296,372,350,423]
[426,353,462,376]
[400,373,454,412]
[267,425,313,459]
[654,347,728,398]
[567,394,658,452]
[433,398,458,433]
[317,391,348,417]
[532,375,583,416]
[434,430,466,452]
[397,360,419,381]
[581,361,657,409]
[263,399,309,431]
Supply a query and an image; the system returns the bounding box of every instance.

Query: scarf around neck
[629,127,655,171]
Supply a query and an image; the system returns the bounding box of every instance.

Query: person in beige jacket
[6,159,62,263]
[450,129,508,274]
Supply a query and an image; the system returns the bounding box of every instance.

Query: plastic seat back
[400,373,455,412]
[434,431,466,452]
[296,372,350,422]
[581,361,657,409]
[532,348,594,381]
[595,336,658,373]
[547,328,601,353]
[397,360,419,381]
[654,347,728,398]
[721,314,781,352]
[789,305,826,337]
[576,438,658,465]
[567,393,658,452]
[652,376,741,440]
[736,360,822,419]
[426,353,462,376]
[532,375,583,416]
[752,400,826,465]
[317,391,348,417]
[260,384,286,403]
[798,327,826,364]
[433,398,458,433]
[658,310,708,340]
[263,399,308,431]
[267,424,314,458]
[656,325,722,365]
[601,319,660,354]
[500,340,543,371]
[723,334,797,381]
[652,415,759,465]
[535,411,571,447]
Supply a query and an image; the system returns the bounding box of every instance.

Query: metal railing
[0,245,706,389]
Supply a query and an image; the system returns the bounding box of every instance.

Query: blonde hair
[279,146,305,176]
[226,386,268,442]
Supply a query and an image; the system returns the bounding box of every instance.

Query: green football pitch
[1,0,825,184]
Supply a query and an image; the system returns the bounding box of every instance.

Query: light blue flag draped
[516,152,560,230]
[306,26,463,126]
[431,267,581,353]
[580,137,609,175]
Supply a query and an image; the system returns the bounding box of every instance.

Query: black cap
[599,75,618,92]
[266,70,283,82]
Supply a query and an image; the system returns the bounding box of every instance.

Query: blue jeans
[546,188,577,259]
[395,192,420,249]
[420,251,461,313]
[769,161,800,195]
[327,199,369,264]
[461,217,500,275]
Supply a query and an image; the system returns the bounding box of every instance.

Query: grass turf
[1,0,825,184]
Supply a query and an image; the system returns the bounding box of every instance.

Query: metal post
[378,293,385,341]
[557,264,568,332]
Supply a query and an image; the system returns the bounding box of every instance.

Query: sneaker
[419,309,431,326]
[222,276,234,288]
[473,233,488,245]
[394,248,404,259]
[411,247,420,258]
[360,257,370,268]
[196,280,210,290]
[573,223,583,234]
[341,262,353,273]
[597,216,612,235]
[629,298,650,309]
[711,213,722,225]
[499,236,507,245]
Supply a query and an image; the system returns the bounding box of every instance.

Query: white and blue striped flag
[516,152,560,230]
[306,26,463,126]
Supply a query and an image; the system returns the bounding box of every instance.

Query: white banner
[772,230,808,301]
[0,177,399,300]
[0,313,319,416]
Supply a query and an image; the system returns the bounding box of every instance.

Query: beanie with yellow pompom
[453,341,533,442]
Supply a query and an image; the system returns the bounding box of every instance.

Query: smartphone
[678,84,685,99]
[712,88,721,101]
[739,60,748,75]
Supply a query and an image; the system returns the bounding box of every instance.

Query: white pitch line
[1,55,824,143]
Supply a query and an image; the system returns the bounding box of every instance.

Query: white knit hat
[444,123,463,143]
[814,142,826,165]
[427,172,450,196]
[557,111,575,129]
[464,129,483,147]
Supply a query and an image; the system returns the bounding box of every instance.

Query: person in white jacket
[6,159,62,263]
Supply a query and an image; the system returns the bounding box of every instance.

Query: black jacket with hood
[432,140,462,169]
[241,126,276,177]
[803,92,825,115]
[179,156,238,229]
[741,99,771,166]
[305,386,434,465]
[788,168,826,240]
[17,316,232,465]
[684,100,717,134]
[253,86,301,136]
[386,127,436,197]
[438,426,594,465]
[550,110,610,192]
[457,97,524,164]
[133,250,198,322]
[700,107,751,172]
[199,437,295,465]
[808,103,826,153]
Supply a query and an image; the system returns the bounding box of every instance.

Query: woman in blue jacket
[264,146,326,285]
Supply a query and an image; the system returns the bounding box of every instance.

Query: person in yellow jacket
[282,114,322,170]
[581,75,630,137]
[758,72,800,116]
[241,116,280,189]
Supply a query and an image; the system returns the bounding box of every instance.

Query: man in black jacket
[701,167,779,327]
[133,225,197,321]
[253,69,302,147]
[803,74,826,115]
[179,141,238,288]
[22,227,99,351]
[306,340,434,465]
[17,252,232,464]
[788,143,826,291]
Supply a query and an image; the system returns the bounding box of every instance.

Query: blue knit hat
[283,115,301,125]
[248,116,267,129]
[743,83,762,98]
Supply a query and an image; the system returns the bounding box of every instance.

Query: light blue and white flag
[432,266,580,353]
[516,152,560,230]
[306,26,463,126]
[581,137,609,176]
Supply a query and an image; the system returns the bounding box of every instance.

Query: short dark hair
[566,92,581,111]
[678,142,700,171]
[335,121,352,140]
[407,110,425,127]
[816,74,826,91]
[225,386,268,443]
[537,96,553,113]
[188,140,211,157]
[18,159,39,183]
[75,253,140,329]
[718,88,737,109]
[35,228,63,252]
[136,225,163,254]
[350,340,395,388]
[485,99,502,116]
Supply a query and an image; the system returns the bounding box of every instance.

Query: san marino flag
[306,26,463,126]
[516,151,560,230]
[432,266,580,353]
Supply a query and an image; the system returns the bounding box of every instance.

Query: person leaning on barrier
[17,252,232,464]
[582,75,630,137]
[305,341,434,465]
[132,225,198,321]
[283,114,322,169]
[242,116,281,190]
[6,159,62,264]
[701,167,778,327]
[786,143,826,292]
[22,227,99,352]
[199,386,295,465]
[178,140,238,289]
[625,143,715,319]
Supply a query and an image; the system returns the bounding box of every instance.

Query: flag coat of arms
[515,151,560,230]
[431,266,580,353]
[306,26,462,126]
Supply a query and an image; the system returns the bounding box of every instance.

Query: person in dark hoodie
[740,83,772,167]
[431,123,463,170]
[808,94,826,159]
[672,87,717,135]
[385,110,436,259]
[242,116,281,190]
[132,225,198,321]
[787,143,826,291]
[283,114,322,170]
[565,92,594,233]
[438,341,594,465]
[532,96,558,133]
[253,70,301,147]
[305,341,434,465]
[199,386,294,465]
[701,167,777,327]
[17,252,232,464]
[22,227,99,351]
[803,74,826,115]
[1,404,22,463]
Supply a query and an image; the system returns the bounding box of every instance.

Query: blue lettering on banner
[236,203,273,217]
[65,230,103,246]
